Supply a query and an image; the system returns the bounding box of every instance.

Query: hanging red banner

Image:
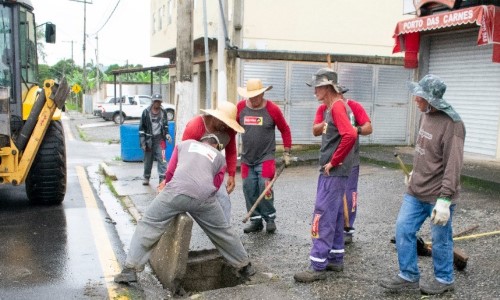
[393,5,500,67]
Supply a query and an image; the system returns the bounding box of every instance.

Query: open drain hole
[179,249,243,293]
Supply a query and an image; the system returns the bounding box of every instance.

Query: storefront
[393,4,500,159]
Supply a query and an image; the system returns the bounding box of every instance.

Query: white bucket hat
[200,102,245,133]
[237,79,273,98]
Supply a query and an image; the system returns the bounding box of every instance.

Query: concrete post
[175,0,195,142]
[149,213,193,292]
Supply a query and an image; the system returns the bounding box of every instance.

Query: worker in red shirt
[236,79,292,234]
[181,102,245,223]
[313,93,373,244]
[294,68,357,283]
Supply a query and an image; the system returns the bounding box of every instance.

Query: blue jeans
[396,193,455,284]
[242,162,276,223]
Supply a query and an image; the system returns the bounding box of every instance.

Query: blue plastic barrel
[120,124,144,162]
[165,122,175,161]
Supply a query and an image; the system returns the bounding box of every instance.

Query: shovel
[242,163,286,223]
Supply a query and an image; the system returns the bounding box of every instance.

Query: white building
[150,0,415,145]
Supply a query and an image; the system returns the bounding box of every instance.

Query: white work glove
[166,134,172,143]
[283,152,291,167]
[404,171,413,186]
[431,198,451,226]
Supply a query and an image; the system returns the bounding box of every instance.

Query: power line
[92,0,121,35]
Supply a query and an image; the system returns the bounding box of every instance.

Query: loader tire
[26,120,67,205]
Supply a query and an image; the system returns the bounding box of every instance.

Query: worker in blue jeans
[380,74,465,295]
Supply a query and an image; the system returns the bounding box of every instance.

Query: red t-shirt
[181,115,237,177]
[314,99,371,126]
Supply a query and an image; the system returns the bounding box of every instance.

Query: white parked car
[100,95,175,124]
[93,96,118,117]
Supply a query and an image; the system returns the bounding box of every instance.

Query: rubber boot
[243,221,263,233]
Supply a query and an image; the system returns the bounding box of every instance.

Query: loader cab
[0,0,55,145]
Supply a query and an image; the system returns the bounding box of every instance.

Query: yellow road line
[76,166,128,299]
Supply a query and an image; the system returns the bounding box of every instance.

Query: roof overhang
[393,5,500,68]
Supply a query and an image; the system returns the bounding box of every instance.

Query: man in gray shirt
[114,134,255,284]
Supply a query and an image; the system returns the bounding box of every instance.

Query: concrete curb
[99,162,117,181]
[100,162,142,221]
[122,196,142,222]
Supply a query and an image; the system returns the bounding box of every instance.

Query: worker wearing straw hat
[182,101,244,223]
[236,78,292,234]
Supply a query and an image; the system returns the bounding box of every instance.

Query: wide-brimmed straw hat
[200,102,245,133]
[306,68,349,94]
[237,79,273,98]
[408,74,461,122]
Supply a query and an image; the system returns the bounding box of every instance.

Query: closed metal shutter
[241,61,288,143]
[289,63,325,143]
[429,30,500,157]
[241,60,412,145]
[338,63,412,144]
[337,64,374,144]
[241,61,287,103]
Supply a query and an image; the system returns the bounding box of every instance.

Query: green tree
[51,59,80,81]
[38,64,51,83]
[105,64,121,75]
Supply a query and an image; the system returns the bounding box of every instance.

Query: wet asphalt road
[74,112,500,299]
[196,164,499,300]
[0,115,148,299]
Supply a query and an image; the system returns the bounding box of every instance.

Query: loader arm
[0,79,69,185]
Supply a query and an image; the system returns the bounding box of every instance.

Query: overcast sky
[32,0,168,68]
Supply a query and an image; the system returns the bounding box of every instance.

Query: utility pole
[70,0,93,108]
[217,0,227,104]
[202,0,211,108]
[126,59,129,81]
[62,40,74,61]
[95,34,100,103]
[83,0,87,94]
[175,0,194,142]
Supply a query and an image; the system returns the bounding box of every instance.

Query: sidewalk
[359,145,500,189]
[102,143,500,221]
[67,109,500,191]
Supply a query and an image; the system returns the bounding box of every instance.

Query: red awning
[393,5,500,68]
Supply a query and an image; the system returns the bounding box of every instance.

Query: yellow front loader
[0,0,70,204]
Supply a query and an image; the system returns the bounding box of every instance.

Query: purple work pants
[345,165,359,231]
[309,174,347,270]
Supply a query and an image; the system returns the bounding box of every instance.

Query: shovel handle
[394,153,410,177]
